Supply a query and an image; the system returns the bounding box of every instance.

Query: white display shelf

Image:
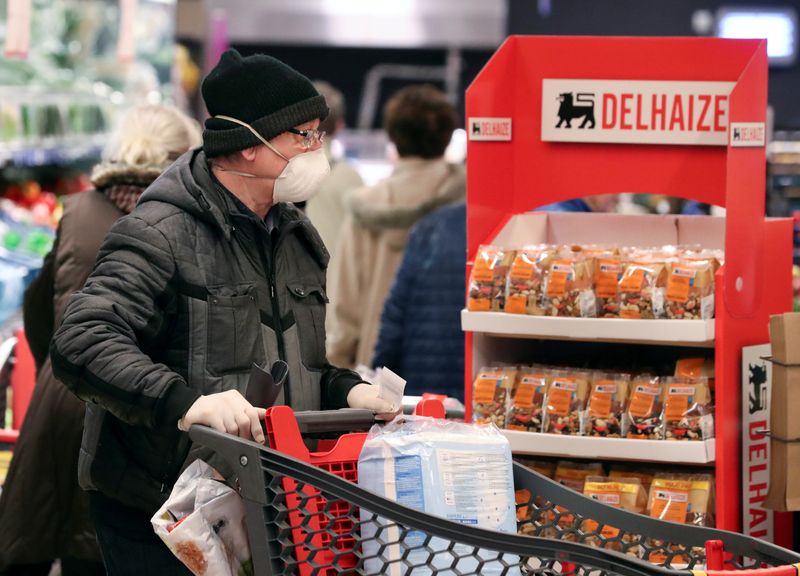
[502,430,715,465]
[462,310,715,347]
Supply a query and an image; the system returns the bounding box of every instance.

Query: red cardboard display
[463,36,793,542]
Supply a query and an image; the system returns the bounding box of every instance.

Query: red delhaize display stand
[463,36,792,545]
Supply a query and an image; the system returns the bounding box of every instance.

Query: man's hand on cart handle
[347,383,402,421]
[177,390,267,444]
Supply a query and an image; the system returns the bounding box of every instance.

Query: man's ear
[240,146,258,162]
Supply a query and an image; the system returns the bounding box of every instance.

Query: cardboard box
[764,314,800,511]
[769,312,800,365]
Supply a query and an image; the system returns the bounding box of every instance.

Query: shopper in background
[0,105,201,576]
[304,81,363,254]
[373,201,466,400]
[49,49,392,576]
[327,84,465,369]
[537,193,619,213]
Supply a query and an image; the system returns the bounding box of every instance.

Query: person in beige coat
[305,81,363,256]
[326,84,465,369]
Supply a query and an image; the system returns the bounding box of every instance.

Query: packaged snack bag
[472,367,517,428]
[674,357,715,391]
[644,476,694,565]
[594,252,625,318]
[662,378,713,441]
[505,246,555,315]
[549,461,604,535]
[625,377,663,439]
[619,258,667,319]
[554,461,604,492]
[648,476,693,524]
[543,251,595,318]
[582,476,647,552]
[543,370,590,435]
[665,258,715,320]
[468,246,514,312]
[587,373,630,438]
[688,474,715,528]
[608,465,656,494]
[506,367,548,432]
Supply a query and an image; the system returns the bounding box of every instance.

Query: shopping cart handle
[291,408,377,435]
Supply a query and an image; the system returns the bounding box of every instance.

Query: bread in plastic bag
[151,460,252,576]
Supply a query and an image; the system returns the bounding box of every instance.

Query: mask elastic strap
[214,115,290,161]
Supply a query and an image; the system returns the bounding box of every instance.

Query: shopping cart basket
[189,408,800,576]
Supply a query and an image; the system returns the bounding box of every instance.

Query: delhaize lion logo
[555,92,596,129]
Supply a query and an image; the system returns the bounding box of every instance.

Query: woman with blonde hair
[0,105,200,576]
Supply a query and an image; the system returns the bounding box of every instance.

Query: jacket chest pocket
[206,283,264,375]
[287,282,328,370]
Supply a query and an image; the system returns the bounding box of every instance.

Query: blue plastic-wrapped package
[357,416,519,575]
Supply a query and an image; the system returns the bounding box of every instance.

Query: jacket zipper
[256,221,300,407]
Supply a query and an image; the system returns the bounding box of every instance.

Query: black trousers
[88,492,191,576]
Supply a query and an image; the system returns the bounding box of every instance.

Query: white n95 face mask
[214,115,330,204]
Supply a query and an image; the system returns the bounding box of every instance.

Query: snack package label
[667,267,696,303]
[620,308,641,320]
[665,389,692,421]
[546,262,574,298]
[521,375,546,386]
[547,386,574,417]
[513,382,538,408]
[472,256,495,282]
[474,376,501,403]
[589,384,615,418]
[621,267,646,293]
[651,489,690,523]
[596,260,622,298]
[468,297,491,312]
[505,294,527,314]
[510,254,535,279]
[628,385,659,417]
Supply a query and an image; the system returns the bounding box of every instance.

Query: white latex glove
[346,383,400,421]
[178,389,266,444]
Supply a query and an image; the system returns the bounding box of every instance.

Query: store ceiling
[176,0,507,49]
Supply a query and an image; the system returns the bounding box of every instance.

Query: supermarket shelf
[0,135,107,168]
[502,430,716,465]
[461,310,715,347]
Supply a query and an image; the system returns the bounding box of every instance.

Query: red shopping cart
[190,407,800,576]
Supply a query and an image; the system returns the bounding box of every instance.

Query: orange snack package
[587,373,630,438]
[504,246,555,315]
[625,377,663,440]
[468,246,514,312]
[543,370,590,435]
[664,258,715,320]
[506,367,549,432]
[619,257,667,320]
[661,377,713,441]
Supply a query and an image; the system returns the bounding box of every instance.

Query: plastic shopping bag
[151,460,253,576]
[357,416,520,576]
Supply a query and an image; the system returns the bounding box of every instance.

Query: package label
[542,79,735,146]
[596,260,622,298]
[547,262,574,297]
[628,385,659,418]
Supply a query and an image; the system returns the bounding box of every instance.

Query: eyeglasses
[287,127,326,148]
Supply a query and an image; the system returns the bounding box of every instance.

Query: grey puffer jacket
[51,149,362,512]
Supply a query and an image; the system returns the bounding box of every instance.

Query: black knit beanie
[201,49,328,157]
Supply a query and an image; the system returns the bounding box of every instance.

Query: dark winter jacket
[50,149,362,513]
[0,178,135,567]
[373,201,466,400]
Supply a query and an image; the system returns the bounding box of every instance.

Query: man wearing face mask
[50,49,392,574]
